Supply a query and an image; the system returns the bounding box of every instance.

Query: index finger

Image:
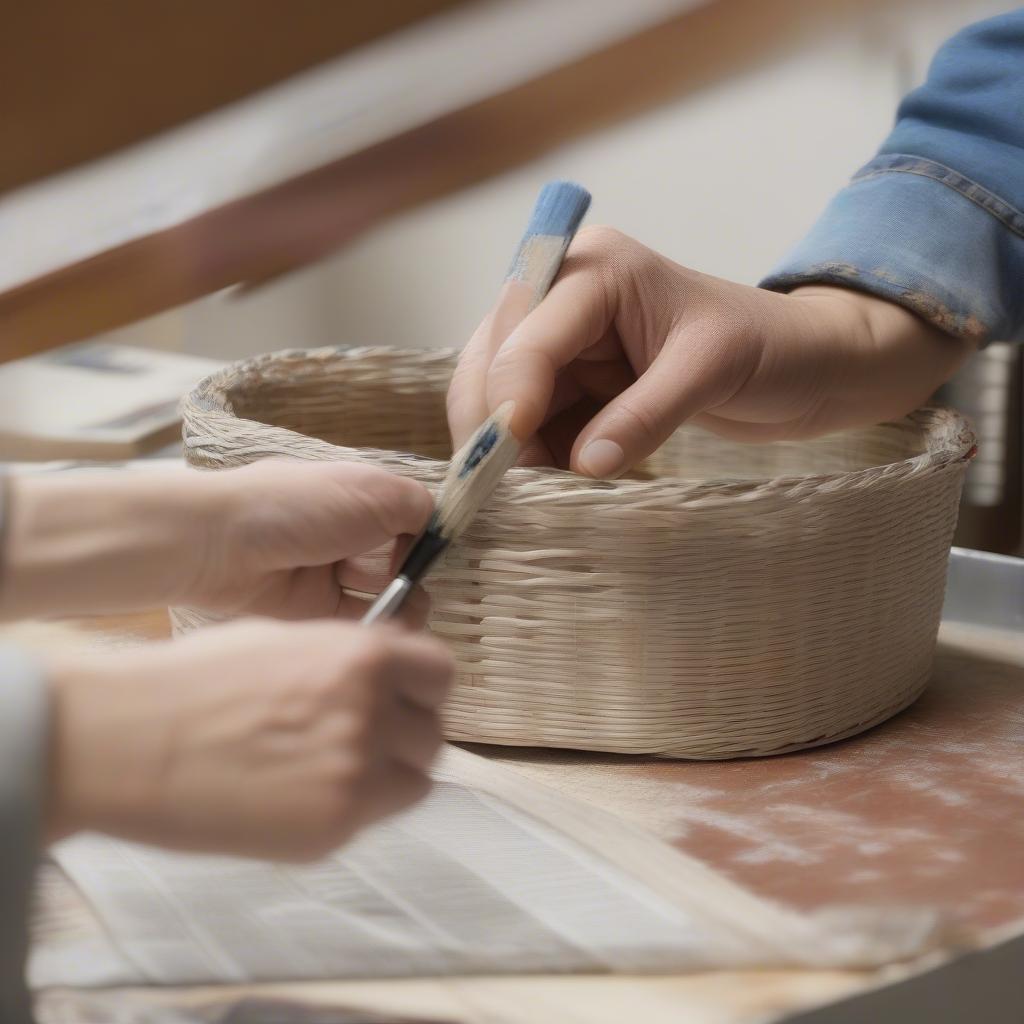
[447,280,535,449]
[484,248,614,443]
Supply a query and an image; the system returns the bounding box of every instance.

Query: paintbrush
[362,180,591,625]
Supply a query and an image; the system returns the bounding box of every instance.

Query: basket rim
[184,345,977,506]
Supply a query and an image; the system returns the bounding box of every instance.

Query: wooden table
[34,613,1024,1023]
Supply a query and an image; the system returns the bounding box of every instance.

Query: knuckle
[572,223,626,256]
[488,342,520,372]
[570,225,648,275]
[614,399,663,447]
[563,226,654,317]
[366,472,416,516]
[364,471,430,533]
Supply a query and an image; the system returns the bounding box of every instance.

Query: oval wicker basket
[178,346,974,760]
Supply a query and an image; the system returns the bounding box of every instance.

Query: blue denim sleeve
[761,11,1024,344]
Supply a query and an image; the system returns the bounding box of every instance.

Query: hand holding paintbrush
[363,180,591,624]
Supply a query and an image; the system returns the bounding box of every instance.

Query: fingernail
[579,439,625,478]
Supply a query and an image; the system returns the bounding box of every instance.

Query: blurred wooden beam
[0,0,468,193]
[0,0,877,359]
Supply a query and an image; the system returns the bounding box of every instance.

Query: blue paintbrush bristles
[523,181,592,241]
[507,181,592,292]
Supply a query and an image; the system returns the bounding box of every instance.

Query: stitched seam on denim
[852,154,1024,240]
[760,266,992,340]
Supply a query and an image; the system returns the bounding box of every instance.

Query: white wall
[104,0,1014,360]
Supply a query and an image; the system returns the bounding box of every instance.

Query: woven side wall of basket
[178,346,975,760]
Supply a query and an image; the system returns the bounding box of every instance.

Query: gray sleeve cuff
[0,645,49,1023]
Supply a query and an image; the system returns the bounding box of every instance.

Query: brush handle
[362,576,413,626]
[505,180,591,312]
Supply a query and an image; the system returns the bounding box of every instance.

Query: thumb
[568,326,751,477]
[247,462,435,567]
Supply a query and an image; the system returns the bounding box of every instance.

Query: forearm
[0,469,213,620]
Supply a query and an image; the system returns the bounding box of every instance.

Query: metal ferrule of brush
[361,576,414,625]
[361,527,450,625]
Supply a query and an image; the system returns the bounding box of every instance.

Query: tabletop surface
[34,612,1024,1024]
[485,622,1024,935]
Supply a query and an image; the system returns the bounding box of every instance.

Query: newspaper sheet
[36,744,949,991]
[39,760,713,986]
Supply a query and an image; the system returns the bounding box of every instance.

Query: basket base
[443,676,931,761]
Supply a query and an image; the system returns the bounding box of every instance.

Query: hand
[46,618,454,861]
[188,460,434,621]
[1,461,433,622]
[447,227,975,476]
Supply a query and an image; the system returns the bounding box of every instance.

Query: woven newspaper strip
[178,346,974,759]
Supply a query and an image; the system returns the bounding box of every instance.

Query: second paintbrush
[362,180,591,625]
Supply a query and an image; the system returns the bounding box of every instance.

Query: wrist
[786,284,974,427]
[45,650,163,841]
[0,469,216,619]
[789,283,974,359]
[788,284,886,346]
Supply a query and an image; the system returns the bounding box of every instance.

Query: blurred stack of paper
[0,343,221,460]
[39,773,709,986]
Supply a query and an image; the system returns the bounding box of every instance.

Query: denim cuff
[760,154,1024,344]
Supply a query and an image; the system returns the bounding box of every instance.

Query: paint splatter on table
[479,622,1024,934]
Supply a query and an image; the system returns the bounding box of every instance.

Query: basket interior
[224,352,934,481]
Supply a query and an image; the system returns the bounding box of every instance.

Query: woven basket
[178,346,974,760]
